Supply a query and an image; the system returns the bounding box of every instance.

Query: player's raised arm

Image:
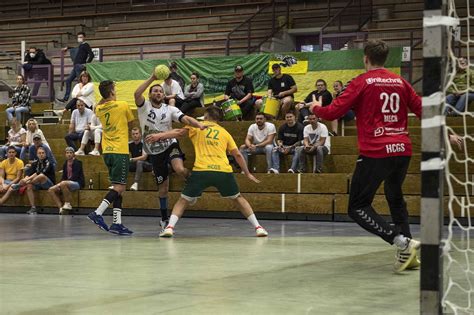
[134,71,157,106]
[145,128,189,143]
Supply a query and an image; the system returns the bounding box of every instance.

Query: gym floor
[0,213,443,314]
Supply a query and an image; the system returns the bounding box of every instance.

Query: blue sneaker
[109,223,133,236]
[87,212,109,231]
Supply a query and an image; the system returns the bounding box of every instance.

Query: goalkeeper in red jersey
[311,40,422,273]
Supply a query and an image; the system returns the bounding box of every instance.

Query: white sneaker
[394,238,421,273]
[268,168,279,174]
[59,207,66,215]
[130,182,138,191]
[255,226,268,237]
[62,202,72,210]
[75,149,85,156]
[159,226,174,238]
[89,149,100,156]
[287,169,295,173]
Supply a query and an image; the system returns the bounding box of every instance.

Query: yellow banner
[268,61,308,74]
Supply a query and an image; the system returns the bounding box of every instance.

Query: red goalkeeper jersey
[313,68,422,158]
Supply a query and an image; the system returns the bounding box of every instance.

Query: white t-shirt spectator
[71,108,93,133]
[71,82,95,108]
[247,122,276,145]
[26,128,49,147]
[8,127,26,146]
[163,79,185,100]
[303,123,331,153]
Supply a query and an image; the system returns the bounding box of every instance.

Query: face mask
[77,37,84,43]
[29,53,36,58]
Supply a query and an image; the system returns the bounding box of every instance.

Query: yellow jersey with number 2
[185,121,237,173]
[95,100,134,154]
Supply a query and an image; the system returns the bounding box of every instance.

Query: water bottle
[88,178,94,190]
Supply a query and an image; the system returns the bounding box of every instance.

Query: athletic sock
[113,209,122,224]
[95,190,119,215]
[168,214,179,228]
[112,196,123,224]
[159,197,168,221]
[246,214,260,228]
[393,234,409,250]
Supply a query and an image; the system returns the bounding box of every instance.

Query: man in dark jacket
[48,147,85,214]
[57,32,94,102]
[23,47,52,96]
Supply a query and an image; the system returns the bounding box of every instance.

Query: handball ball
[154,64,170,80]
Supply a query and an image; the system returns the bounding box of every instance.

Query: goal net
[441,0,473,313]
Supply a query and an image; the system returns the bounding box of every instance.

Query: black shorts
[150,142,184,185]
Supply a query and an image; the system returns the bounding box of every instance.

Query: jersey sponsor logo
[366,77,403,85]
[374,127,384,137]
[385,143,405,154]
[207,164,221,170]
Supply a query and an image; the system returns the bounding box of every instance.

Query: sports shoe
[59,208,66,215]
[62,202,72,210]
[26,207,37,215]
[406,255,421,270]
[159,220,169,231]
[109,223,133,235]
[89,149,100,156]
[159,226,174,237]
[394,238,421,273]
[268,168,279,174]
[255,226,268,237]
[287,168,295,173]
[130,182,138,191]
[75,149,85,156]
[11,183,20,191]
[87,212,109,231]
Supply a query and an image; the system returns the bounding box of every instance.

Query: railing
[225,0,289,56]
[18,64,55,101]
[319,0,372,50]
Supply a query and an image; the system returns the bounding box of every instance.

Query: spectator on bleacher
[57,32,94,102]
[330,80,355,135]
[297,79,333,125]
[11,146,56,214]
[48,147,84,214]
[179,72,204,114]
[75,112,102,156]
[128,127,152,191]
[28,133,56,165]
[255,63,297,119]
[0,118,26,159]
[162,75,185,107]
[239,112,276,172]
[65,99,93,151]
[22,47,52,97]
[169,62,185,92]
[6,74,31,123]
[21,118,49,161]
[61,72,95,116]
[0,146,24,201]
[297,113,330,173]
[224,65,255,120]
[445,57,474,115]
[270,110,303,174]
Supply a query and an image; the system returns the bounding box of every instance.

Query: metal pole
[409,31,414,83]
[60,51,64,91]
[181,44,185,59]
[27,0,31,18]
[420,0,447,313]
[272,0,275,34]
[286,0,289,29]
[60,0,64,16]
[139,47,143,60]
[225,37,230,56]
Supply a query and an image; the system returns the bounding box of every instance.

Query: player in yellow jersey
[149,106,268,237]
[87,80,135,235]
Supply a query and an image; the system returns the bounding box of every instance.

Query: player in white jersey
[134,70,205,230]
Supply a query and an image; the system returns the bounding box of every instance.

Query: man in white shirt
[297,113,330,173]
[75,113,103,156]
[239,112,276,172]
[65,98,93,151]
[162,76,185,107]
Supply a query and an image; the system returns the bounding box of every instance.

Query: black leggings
[348,155,411,244]
[178,98,201,114]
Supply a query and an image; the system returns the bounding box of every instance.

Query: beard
[150,95,163,105]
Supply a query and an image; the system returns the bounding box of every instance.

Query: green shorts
[182,171,240,200]
[103,153,130,185]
